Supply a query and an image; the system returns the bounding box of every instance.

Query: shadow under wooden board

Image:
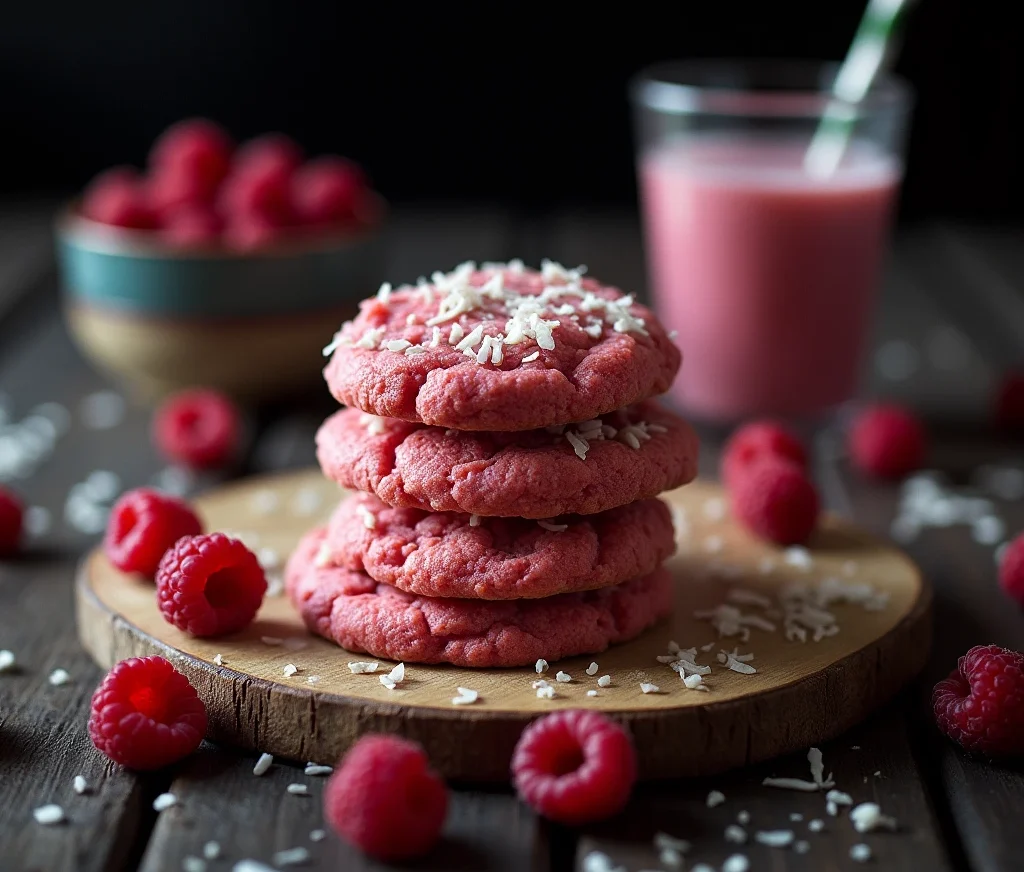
[76,469,932,781]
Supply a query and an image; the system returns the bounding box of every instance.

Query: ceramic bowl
[56,205,384,403]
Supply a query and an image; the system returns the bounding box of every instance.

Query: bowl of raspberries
[57,118,384,402]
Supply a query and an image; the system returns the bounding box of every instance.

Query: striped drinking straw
[804,0,916,178]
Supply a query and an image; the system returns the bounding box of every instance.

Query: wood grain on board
[78,469,931,781]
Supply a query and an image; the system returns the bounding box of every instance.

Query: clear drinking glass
[632,61,912,425]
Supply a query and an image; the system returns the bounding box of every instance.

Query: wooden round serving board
[77,470,931,781]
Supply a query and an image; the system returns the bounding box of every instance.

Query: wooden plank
[575,702,953,871]
[0,559,153,872]
[138,748,544,871]
[841,455,1024,872]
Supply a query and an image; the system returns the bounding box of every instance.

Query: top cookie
[322,260,681,431]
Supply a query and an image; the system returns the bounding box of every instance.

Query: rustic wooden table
[2,205,1023,871]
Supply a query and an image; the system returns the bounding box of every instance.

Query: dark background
[1,0,1019,221]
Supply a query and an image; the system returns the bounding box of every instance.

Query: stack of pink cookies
[285,260,699,668]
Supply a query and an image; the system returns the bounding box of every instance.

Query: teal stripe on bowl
[57,220,382,320]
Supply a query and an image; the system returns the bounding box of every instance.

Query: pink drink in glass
[640,137,900,422]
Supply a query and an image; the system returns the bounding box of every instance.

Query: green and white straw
[804,0,915,178]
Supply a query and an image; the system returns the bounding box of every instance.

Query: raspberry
[104,488,203,578]
[994,372,1024,435]
[721,420,807,489]
[932,644,1024,756]
[147,164,216,218]
[81,167,157,230]
[222,214,283,251]
[291,157,365,226]
[218,161,293,225]
[0,486,23,557]
[149,118,233,197]
[233,133,303,177]
[732,460,820,545]
[156,533,266,636]
[324,735,447,861]
[848,403,927,480]
[998,533,1024,605]
[152,388,242,470]
[88,655,207,769]
[511,709,636,825]
[160,204,223,248]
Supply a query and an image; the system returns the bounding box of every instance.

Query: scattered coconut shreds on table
[304,763,333,776]
[183,856,206,872]
[309,829,326,842]
[582,850,625,872]
[379,662,405,690]
[722,855,750,872]
[273,847,312,867]
[452,687,479,706]
[33,804,65,825]
[260,636,283,647]
[535,658,549,674]
[286,784,310,796]
[597,675,612,688]
[755,830,795,847]
[586,661,599,676]
[73,775,89,795]
[850,802,898,833]
[809,819,825,832]
[49,668,70,686]
[282,663,299,678]
[725,825,747,844]
[0,650,16,673]
[153,793,177,811]
[253,753,273,776]
[213,654,225,666]
[706,789,726,808]
[586,689,599,697]
[737,810,751,825]
[850,843,873,862]
[555,671,572,683]
[763,746,834,791]
[640,682,661,694]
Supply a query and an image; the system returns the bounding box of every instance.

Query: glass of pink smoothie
[633,61,911,424]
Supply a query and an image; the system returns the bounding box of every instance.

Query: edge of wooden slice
[76,470,932,781]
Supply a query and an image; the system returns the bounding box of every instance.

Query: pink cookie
[286,527,673,668]
[322,262,681,431]
[324,493,675,600]
[316,400,698,519]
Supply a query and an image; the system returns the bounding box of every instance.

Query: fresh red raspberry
[104,488,203,578]
[81,167,157,229]
[149,118,233,197]
[324,735,448,861]
[88,655,207,769]
[152,389,241,470]
[998,533,1024,605]
[233,133,303,177]
[994,372,1024,435]
[732,460,820,545]
[511,709,636,825]
[291,157,366,226]
[222,214,283,251]
[932,644,1024,756]
[160,204,223,248]
[848,403,927,479]
[721,420,807,489]
[218,161,294,225]
[156,533,266,636]
[147,164,216,218]
[0,486,23,557]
